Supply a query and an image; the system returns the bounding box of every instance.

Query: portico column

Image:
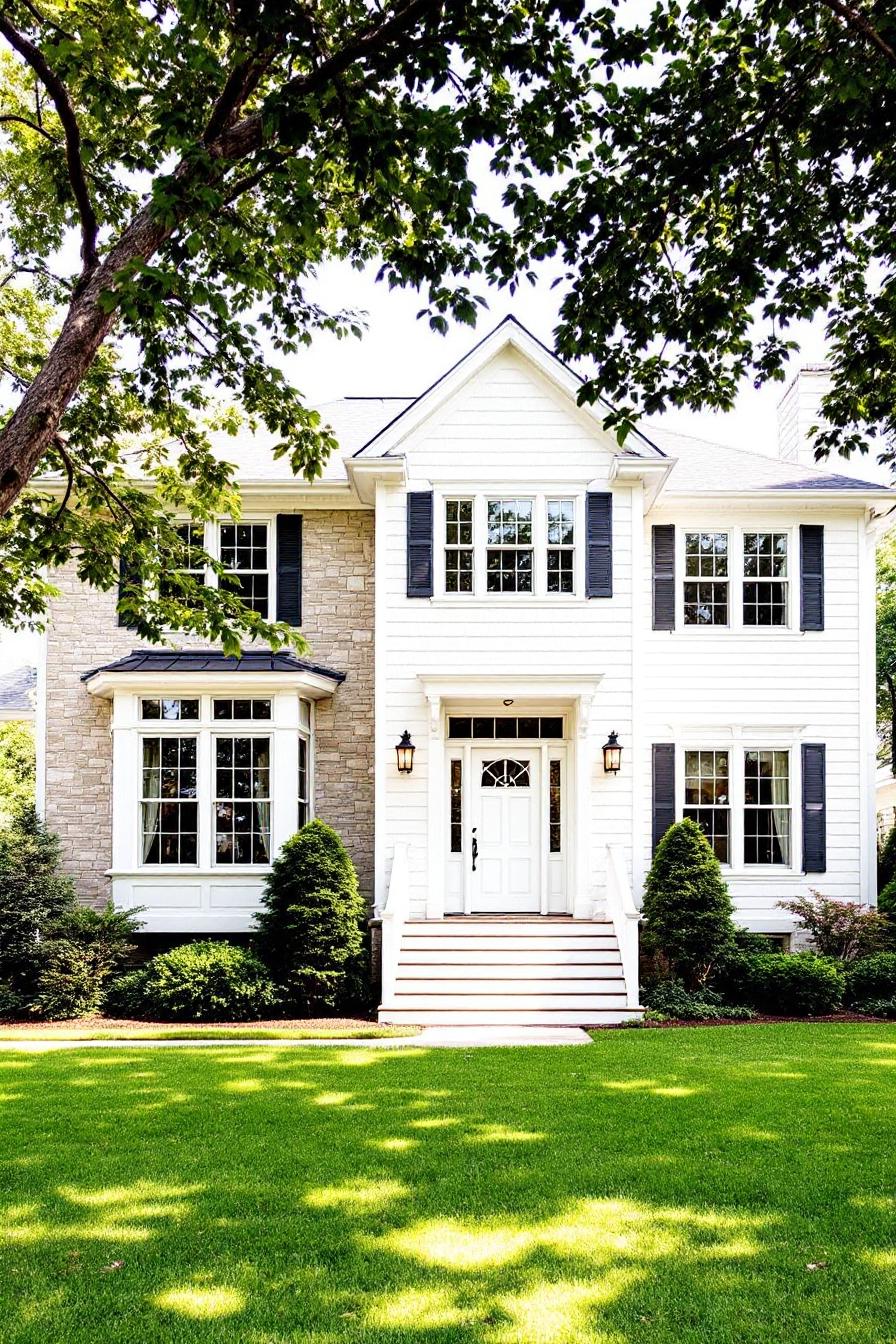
[425,691,445,919]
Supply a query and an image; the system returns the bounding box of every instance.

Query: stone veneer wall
[43,509,375,907]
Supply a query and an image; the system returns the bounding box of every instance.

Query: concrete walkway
[0,1026,593,1051]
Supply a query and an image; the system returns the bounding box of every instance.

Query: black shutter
[117,553,140,629]
[800,525,824,631]
[585,491,613,598]
[652,525,676,630]
[276,514,303,626]
[802,743,827,873]
[652,743,676,854]
[406,490,433,598]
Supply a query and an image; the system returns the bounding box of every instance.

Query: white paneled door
[470,750,540,912]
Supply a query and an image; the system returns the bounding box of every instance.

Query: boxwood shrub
[845,952,896,1004]
[105,941,279,1022]
[715,951,844,1017]
[642,979,754,1021]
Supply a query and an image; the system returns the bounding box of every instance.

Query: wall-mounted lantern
[602,731,622,774]
[395,730,416,774]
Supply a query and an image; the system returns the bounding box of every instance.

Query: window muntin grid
[448,716,564,740]
[683,749,730,864]
[159,523,206,607]
[141,736,198,864]
[546,499,575,594]
[684,532,729,625]
[449,759,463,853]
[480,759,531,788]
[141,698,199,721]
[743,532,788,626]
[220,522,269,616]
[212,698,272,721]
[744,749,791,865]
[486,498,533,593]
[445,499,474,593]
[214,736,271,865]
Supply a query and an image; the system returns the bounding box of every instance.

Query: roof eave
[344,455,407,505]
[610,456,677,511]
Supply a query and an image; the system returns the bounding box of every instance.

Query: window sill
[118,866,273,878]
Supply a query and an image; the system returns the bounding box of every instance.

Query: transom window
[448,716,564,740]
[445,499,474,593]
[684,750,730,863]
[481,759,531,788]
[214,736,271,865]
[220,523,269,616]
[684,532,729,625]
[486,499,533,593]
[743,532,788,626]
[213,698,272,721]
[745,750,791,865]
[141,736,198,864]
[546,499,575,593]
[141,698,199,721]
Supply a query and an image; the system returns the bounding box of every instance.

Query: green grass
[0,1024,414,1041]
[0,1023,894,1343]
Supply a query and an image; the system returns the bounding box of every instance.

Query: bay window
[214,736,271,865]
[141,736,198,864]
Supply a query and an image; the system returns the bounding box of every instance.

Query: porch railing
[606,843,641,1010]
[379,843,409,1007]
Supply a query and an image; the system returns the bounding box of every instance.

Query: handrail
[379,843,409,1007]
[606,843,641,1010]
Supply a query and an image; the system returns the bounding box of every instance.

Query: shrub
[879,876,896,920]
[103,968,151,1018]
[642,978,754,1021]
[779,893,892,960]
[852,997,896,1019]
[845,952,896,1004]
[716,952,844,1016]
[123,941,279,1022]
[0,806,78,1001]
[641,819,736,988]
[254,821,366,1012]
[880,823,896,894]
[31,903,143,1020]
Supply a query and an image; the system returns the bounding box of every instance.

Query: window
[220,523,269,616]
[159,523,206,607]
[549,759,562,853]
[450,759,463,853]
[141,736,198,864]
[684,750,730,863]
[298,736,309,828]
[744,749,791,865]
[743,532,788,626]
[546,499,575,594]
[445,499,474,593]
[448,716,564,740]
[480,759,531,787]
[486,499,533,593]
[141,698,199,721]
[684,532,729,625]
[212,698,272,720]
[214,736,271,864]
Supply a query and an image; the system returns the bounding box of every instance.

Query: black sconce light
[602,731,622,774]
[395,730,415,774]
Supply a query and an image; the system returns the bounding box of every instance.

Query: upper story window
[160,523,206,607]
[684,532,729,625]
[743,532,788,626]
[220,523,269,616]
[441,494,578,597]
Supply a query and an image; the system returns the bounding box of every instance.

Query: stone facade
[42,508,375,907]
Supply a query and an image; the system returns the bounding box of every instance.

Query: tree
[0,721,35,827]
[878,534,896,770]
[0,805,76,1005]
[0,0,595,648]
[254,820,365,1012]
[641,818,736,988]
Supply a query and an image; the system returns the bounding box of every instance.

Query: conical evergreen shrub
[0,805,77,1003]
[642,818,736,988]
[254,820,366,1013]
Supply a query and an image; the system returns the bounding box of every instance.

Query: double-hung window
[486,498,533,592]
[743,532,788,626]
[298,698,312,828]
[444,499,474,593]
[684,532,729,625]
[220,523,270,616]
[683,750,730,863]
[680,744,793,867]
[546,499,575,593]
[214,735,271,865]
[160,523,206,608]
[141,736,198,864]
[442,495,578,595]
[744,749,791,865]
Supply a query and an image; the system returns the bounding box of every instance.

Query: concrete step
[400,934,619,953]
[404,920,614,936]
[397,947,623,966]
[394,977,626,996]
[396,961,626,980]
[389,991,630,1011]
[379,1007,642,1026]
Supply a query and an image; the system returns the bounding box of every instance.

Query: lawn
[0,1025,894,1343]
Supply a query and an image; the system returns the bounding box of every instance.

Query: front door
[470,750,540,913]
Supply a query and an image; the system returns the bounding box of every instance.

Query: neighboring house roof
[80,649,345,683]
[0,665,36,719]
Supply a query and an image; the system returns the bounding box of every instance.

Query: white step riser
[405,921,613,936]
[380,1009,642,1026]
[398,948,623,966]
[401,936,619,953]
[395,978,626,995]
[390,993,630,1011]
[397,962,624,981]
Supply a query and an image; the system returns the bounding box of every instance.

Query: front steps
[379,918,642,1027]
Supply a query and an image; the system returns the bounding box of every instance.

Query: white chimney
[777,365,890,483]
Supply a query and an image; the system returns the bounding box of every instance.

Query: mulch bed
[0,1015,380,1032]
[602,1012,893,1029]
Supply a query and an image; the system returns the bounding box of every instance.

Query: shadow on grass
[0,1024,894,1342]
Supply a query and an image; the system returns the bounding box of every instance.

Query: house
[0,665,36,722]
[35,318,894,1024]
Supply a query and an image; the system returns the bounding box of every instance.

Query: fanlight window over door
[480,759,530,788]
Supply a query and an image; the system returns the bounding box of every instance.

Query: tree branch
[0,111,56,142]
[0,15,99,271]
[818,0,896,69]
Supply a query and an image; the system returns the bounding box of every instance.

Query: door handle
[471,828,478,872]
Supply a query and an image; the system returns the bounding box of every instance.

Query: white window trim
[435,491,583,599]
[675,740,802,874]
[677,525,796,632]
[161,516,278,624]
